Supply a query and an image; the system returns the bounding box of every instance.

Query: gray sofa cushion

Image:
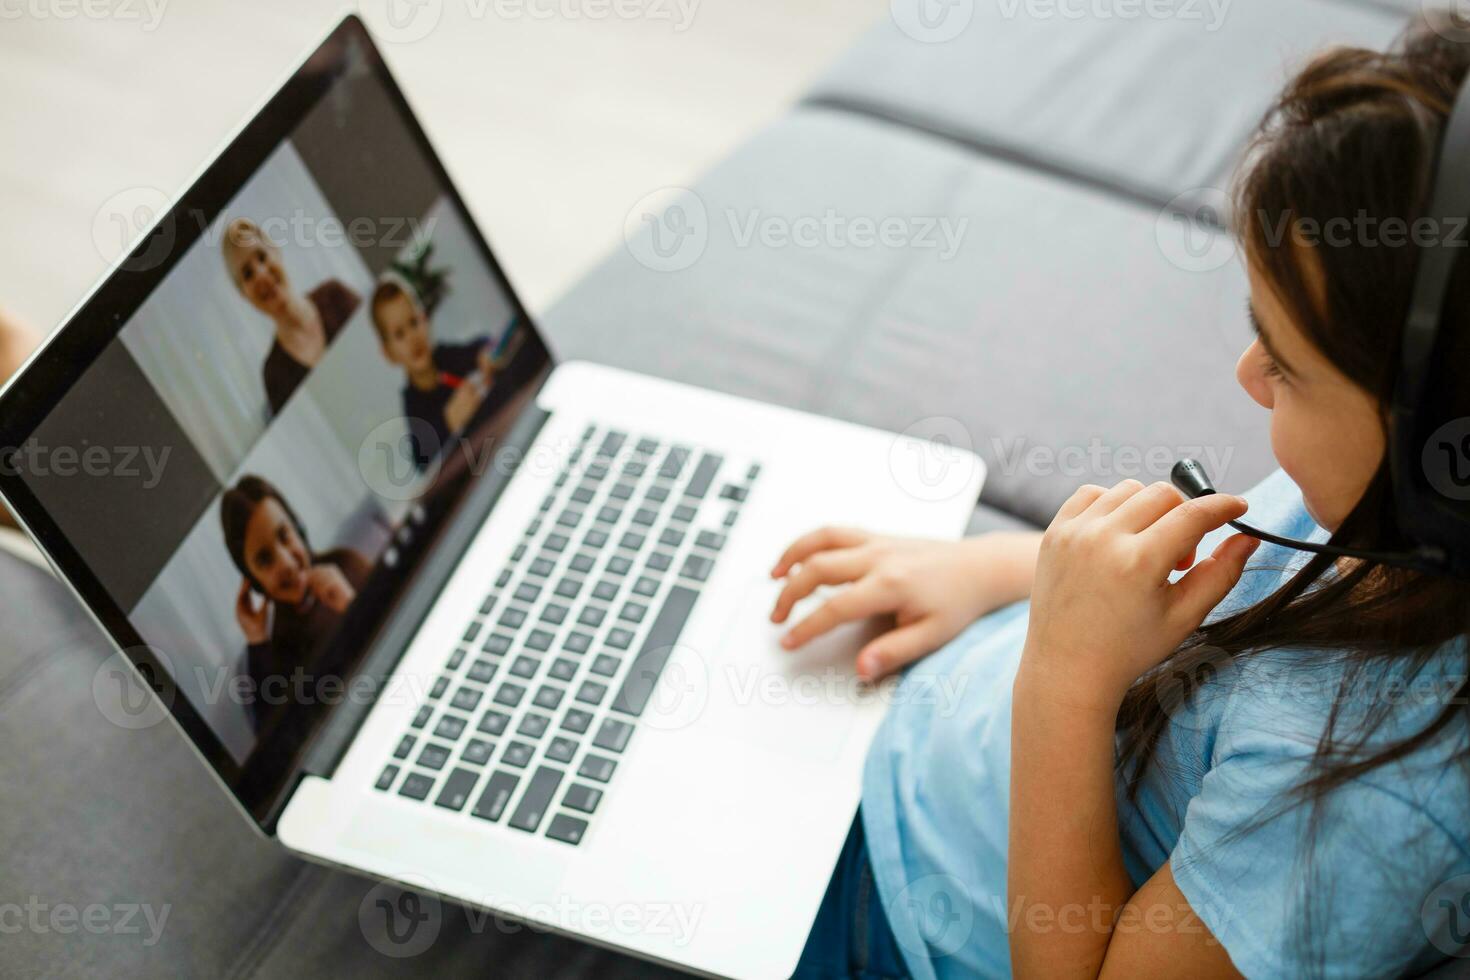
[542,107,1275,528]
[0,552,674,978]
[805,0,1405,209]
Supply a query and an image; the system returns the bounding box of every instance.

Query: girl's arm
[1008,480,1258,979]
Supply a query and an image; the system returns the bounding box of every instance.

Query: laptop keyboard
[373,424,760,845]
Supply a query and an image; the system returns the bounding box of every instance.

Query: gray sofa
[6,1,1466,977]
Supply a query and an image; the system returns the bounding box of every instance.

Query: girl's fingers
[781,580,889,650]
[770,549,871,624]
[1112,481,1185,533]
[1081,479,1146,519]
[770,527,869,578]
[1146,494,1249,567]
[1170,533,1260,626]
[856,619,944,681]
[1053,484,1107,523]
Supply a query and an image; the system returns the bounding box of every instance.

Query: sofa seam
[225,862,332,980]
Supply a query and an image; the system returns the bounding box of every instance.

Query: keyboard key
[463,738,495,765]
[478,710,510,736]
[720,484,748,502]
[619,531,646,552]
[623,461,646,478]
[583,529,609,549]
[514,582,541,603]
[509,546,526,563]
[609,482,635,501]
[696,530,726,552]
[399,772,434,800]
[554,577,583,599]
[570,553,596,574]
[451,688,483,712]
[433,715,467,741]
[599,431,627,456]
[419,743,451,770]
[619,602,647,624]
[468,659,498,683]
[411,705,433,729]
[636,437,660,455]
[646,551,673,572]
[659,527,685,549]
[376,764,400,791]
[471,770,520,822]
[496,569,513,588]
[430,676,450,699]
[685,454,723,499]
[462,621,482,645]
[557,509,583,529]
[562,709,593,734]
[509,766,565,833]
[546,737,577,764]
[533,685,565,710]
[549,658,578,681]
[499,607,528,629]
[659,447,691,480]
[592,580,619,601]
[590,654,620,677]
[541,604,569,626]
[545,533,570,553]
[527,518,542,537]
[546,813,588,846]
[518,713,551,739]
[540,494,555,512]
[576,680,609,705]
[528,556,556,578]
[563,783,603,814]
[510,656,539,679]
[578,606,606,628]
[597,505,622,524]
[570,485,596,505]
[632,508,658,526]
[435,768,479,811]
[483,633,512,656]
[607,556,633,575]
[564,631,592,654]
[447,648,466,670]
[502,742,534,768]
[747,463,762,480]
[606,628,634,650]
[645,484,670,503]
[393,734,416,759]
[680,554,715,582]
[578,754,618,783]
[526,629,555,651]
[723,509,739,527]
[479,595,498,616]
[613,585,699,717]
[593,718,634,753]
[494,683,527,708]
[671,503,697,523]
[632,576,659,597]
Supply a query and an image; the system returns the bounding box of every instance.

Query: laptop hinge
[266,401,553,832]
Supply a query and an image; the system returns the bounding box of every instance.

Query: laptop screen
[0,19,551,822]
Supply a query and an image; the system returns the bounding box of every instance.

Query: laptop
[0,16,983,978]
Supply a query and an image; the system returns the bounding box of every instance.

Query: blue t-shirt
[862,470,1470,978]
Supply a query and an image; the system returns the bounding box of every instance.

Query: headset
[1171,71,1470,579]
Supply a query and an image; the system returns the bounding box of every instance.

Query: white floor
[0,0,886,332]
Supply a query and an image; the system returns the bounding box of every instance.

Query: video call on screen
[19,56,544,764]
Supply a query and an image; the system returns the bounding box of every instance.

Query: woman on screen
[220,475,371,729]
[222,217,360,416]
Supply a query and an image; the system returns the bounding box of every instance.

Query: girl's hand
[443,376,488,434]
[770,527,1042,680]
[1021,480,1259,711]
[306,564,357,614]
[235,580,271,646]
